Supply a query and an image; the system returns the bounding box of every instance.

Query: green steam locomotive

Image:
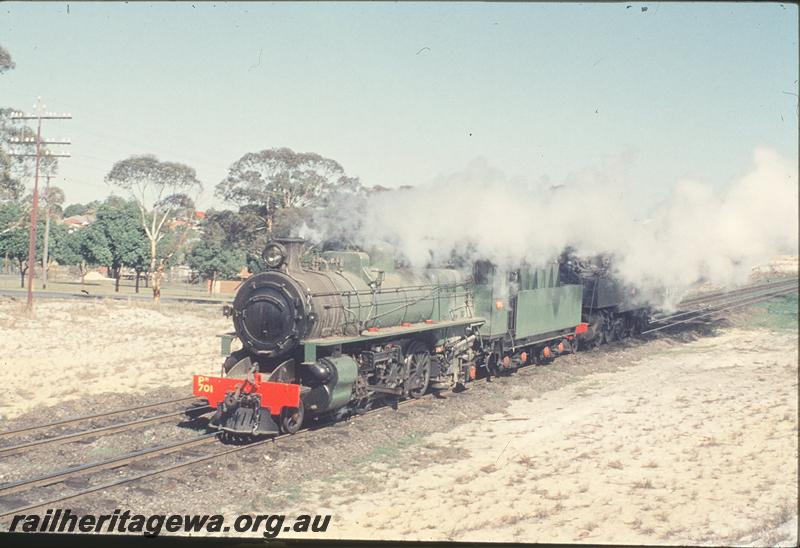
[193,238,597,437]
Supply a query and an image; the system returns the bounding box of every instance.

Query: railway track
[0,381,463,520]
[642,285,796,335]
[0,283,794,521]
[0,397,209,456]
[0,432,220,498]
[674,278,797,309]
[648,278,797,328]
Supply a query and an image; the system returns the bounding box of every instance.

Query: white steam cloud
[304,147,798,306]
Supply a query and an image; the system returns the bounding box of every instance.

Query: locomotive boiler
[194,238,483,437]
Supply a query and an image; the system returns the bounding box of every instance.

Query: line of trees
[2,43,369,301]
[0,147,367,299]
[1,196,140,290]
[1,145,366,300]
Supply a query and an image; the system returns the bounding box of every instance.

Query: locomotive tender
[193,238,623,438]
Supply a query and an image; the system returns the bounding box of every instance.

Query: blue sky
[1,2,797,210]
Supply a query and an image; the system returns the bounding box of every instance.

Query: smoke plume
[304,147,798,306]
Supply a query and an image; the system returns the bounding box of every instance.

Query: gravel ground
[0,397,210,486]
[0,324,695,514]
[0,296,796,545]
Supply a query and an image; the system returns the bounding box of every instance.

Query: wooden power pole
[8,98,71,310]
[42,173,52,289]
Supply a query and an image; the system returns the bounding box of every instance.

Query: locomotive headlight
[262,242,286,269]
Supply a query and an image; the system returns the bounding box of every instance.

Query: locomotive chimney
[276,237,305,272]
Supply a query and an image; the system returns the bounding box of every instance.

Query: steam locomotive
[559,251,652,346]
[193,238,643,438]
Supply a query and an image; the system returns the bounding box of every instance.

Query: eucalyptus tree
[215,147,362,237]
[105,155,201,301]
[0,45,14,74]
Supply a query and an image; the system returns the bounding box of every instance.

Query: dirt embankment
[0,298,229,421]
[284,326,796,545]
[271,299,797,545]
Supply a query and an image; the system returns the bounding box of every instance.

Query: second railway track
[0,397,210,456]
[0,381,462,520]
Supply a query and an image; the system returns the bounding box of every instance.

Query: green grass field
[751,293,799,331]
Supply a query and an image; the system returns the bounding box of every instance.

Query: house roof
[63,215,90,226]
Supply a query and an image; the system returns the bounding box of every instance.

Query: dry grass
[455,473,472,484]
[496,513,526,526]
[532,503,563,520]
[632,478,654,489]
[698,436,721,447]
[516,454,536,467]
[582,521,598,532]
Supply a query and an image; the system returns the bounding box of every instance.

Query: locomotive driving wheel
[279,401,304,435]
[405,341,431,398]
